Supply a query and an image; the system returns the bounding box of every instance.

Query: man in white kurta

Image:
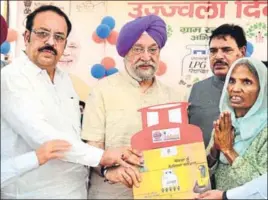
[1,51,104,199]
[1,5,142,199]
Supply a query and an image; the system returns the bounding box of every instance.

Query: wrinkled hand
[194,190,223,199]
[100,146,143,168]
[105,165,142,188]
[36,140,71,165]
[213,112,234,153]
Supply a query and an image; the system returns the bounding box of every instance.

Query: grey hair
[234,59,259,81]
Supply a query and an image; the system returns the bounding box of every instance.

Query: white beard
[124,59,157,81]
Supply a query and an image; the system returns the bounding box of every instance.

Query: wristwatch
[100,166,113,183]
[222,191,228,200]
[100,166,108,177]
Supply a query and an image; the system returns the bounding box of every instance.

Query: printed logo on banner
[76,1,105,12]
[179,45,210,88]
[152,128,180,143]
[246,22,267,43]
[23,0,32,15]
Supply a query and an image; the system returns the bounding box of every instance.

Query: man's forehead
[33,11,67,33]
[210,35,238,48]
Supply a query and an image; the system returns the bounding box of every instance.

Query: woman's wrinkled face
[227,64,260,116]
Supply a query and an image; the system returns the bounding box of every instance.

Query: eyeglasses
[31,29,66,44]
[209,47,235,57]
[131,46,159,55]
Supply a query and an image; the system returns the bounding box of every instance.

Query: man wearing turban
[81,15,181,199]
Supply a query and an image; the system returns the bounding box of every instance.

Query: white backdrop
[12,1,268,101]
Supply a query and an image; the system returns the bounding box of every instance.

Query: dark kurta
[188,76,224,147]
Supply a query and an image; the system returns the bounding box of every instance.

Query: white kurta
[1,53,103,199]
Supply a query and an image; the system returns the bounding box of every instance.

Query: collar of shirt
[212,75,225,90]
[120,70,160,93]
[20,51,65,79]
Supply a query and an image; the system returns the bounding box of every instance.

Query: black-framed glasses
[131,46,159,55]
[31,28,66,44]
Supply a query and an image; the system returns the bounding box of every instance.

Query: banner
[13,1,268,101]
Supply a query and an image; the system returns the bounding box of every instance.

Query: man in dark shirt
[188,24,247,147]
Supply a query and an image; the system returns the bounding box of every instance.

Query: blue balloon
[96,24,111,39]
[0,41,11,55]
[91,64,106,79]
[106,67,118,76]
[246,41,254,57]
[101,16,115,30]
[246,51,251,57]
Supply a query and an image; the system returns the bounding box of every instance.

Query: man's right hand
[36,140,71,165]
[104,165,142,188]
[99,146,144,168]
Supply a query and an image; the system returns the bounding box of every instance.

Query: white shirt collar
[20,51,65,78]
